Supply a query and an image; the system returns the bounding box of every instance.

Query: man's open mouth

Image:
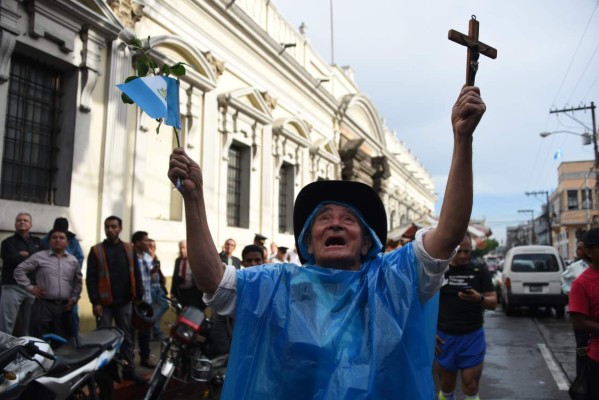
[325,237,346,246]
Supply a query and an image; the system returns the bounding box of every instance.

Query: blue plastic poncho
[222,242,439,400]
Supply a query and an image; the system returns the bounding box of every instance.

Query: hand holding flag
[116,28,191,189]
[116,28,190,144]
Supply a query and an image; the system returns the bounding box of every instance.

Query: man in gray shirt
[14,228,82,339]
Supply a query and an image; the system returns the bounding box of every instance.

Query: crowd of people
[0,212,308,385]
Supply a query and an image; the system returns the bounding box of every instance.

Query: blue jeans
[151,287,168,336]
[72,304,80,336]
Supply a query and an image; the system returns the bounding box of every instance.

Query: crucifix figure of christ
[448,15,497,86]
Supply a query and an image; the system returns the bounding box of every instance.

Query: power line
[550,103,599,214]
[566,40,599,104]
[582,72,599,102]
[551,0,599,106]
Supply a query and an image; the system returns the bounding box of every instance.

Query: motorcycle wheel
[144,360,174,400]
[207,382,223,400]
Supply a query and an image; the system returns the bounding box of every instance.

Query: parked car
[492,270,503,305]
[484,255,501,273]
[501,245,567,317]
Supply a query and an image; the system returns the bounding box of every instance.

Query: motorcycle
[0,327,123,400]
[0,331,55,400]
[144,298,228,400]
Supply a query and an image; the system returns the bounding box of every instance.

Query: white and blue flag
[117,76,181,129]
[553,148,563,160]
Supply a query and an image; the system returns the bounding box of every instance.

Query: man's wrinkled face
[50,231,68,252]
[15,214,32,234]
[307,204,371,270]
[104,219,122,241]
[451,236,472,267]
[179,242,187,258]
[242,251,264,268]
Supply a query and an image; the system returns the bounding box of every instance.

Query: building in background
[506,160,598,260]
[0,0,436,273]
[549,160,598,260]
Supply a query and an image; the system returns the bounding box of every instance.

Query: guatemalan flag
[553,147,563,161]
[117,76,181,129]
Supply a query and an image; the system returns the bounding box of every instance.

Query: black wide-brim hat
[293,180,387,263]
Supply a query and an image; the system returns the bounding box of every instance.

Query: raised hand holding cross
[448,15,497,86]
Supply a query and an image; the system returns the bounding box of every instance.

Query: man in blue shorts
[168,86,486,399]
[436,233,497,400]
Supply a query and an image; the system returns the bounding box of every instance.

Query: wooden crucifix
[448,15,497,86]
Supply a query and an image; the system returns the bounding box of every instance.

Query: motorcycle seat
[44,328,123,377]
[75,327,123,352]
[45,344,104,377]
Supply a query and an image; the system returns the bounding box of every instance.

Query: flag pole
[330,0,335,65]
[174,127,181,148]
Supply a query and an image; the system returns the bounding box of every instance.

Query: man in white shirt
[562,240,589,295]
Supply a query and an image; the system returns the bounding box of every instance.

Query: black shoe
[122,370,147,384]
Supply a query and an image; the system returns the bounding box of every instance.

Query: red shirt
[569,267,599,362]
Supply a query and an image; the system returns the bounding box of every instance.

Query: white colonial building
[0,0,435,273]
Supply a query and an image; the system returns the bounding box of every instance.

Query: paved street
[476,308,573,399]
[118,305,577,399]
[441,306,575,400]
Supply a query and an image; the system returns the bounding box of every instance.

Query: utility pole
[525,190,553,247]
[518,209,535,245]
[584,169,593,229]
[550,102,598,212]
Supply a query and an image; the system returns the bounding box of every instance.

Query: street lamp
[539,130,592,145]
[518,209,535,245]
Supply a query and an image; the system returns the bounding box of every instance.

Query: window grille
[567,190,579,210]
[227,145,242,226]
[1,54,61,203]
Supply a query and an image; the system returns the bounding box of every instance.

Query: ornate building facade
[0,0,436,270]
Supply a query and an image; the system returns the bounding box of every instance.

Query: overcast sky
[274,0,599,244]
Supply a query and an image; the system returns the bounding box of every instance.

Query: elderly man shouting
[167,86,485,399]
